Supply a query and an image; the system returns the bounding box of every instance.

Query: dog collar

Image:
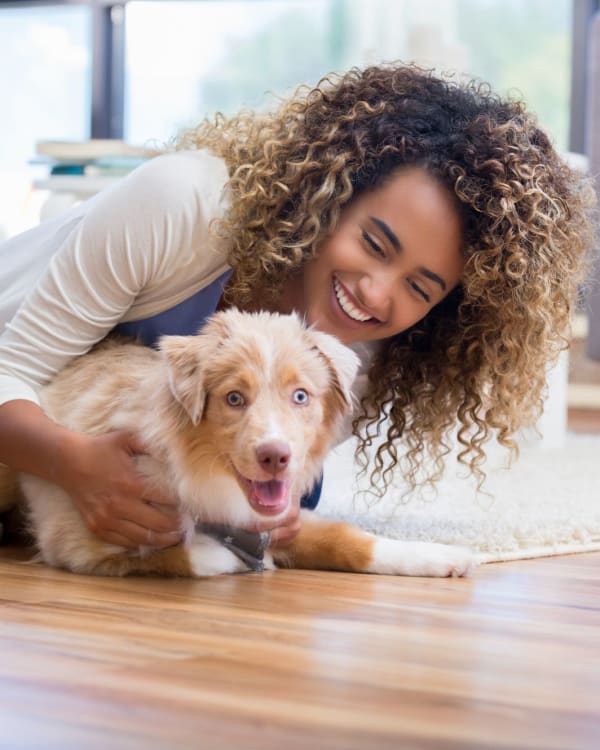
[196,523,270,572]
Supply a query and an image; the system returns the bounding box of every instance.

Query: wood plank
[0,546,599,750]
[568,407,600,433]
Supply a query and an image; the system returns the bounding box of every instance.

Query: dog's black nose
[256,441,291,474]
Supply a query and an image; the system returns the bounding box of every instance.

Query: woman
[0,64,593,550]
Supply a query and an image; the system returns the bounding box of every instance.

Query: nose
[256,440,291,475]
[356,272,393,320]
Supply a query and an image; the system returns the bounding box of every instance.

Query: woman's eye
[362,230,385,257]
[226,391,245,407]
[408,280,430,303]
[292,388,309,405]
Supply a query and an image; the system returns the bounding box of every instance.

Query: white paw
[369,538,477,578]
[415,543,477,578]
[262,551,276,571]
[187,534,250,577]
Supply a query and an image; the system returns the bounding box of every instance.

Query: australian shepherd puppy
[0,310,474,578]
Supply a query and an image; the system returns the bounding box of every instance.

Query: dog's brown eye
[292,389,309,405]
[226,391,245,407]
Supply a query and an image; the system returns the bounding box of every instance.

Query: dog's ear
[304,330,360,414]
[159,313,236,424]
[159,336,209,425]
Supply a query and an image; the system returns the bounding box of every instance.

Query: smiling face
[281,167,465,344]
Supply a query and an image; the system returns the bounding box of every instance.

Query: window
[123,0,573,151]
[0,2,91,238]
[124,0,349,146]
[0,0,577,237]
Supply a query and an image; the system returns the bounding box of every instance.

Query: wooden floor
[1,331,598,749]
[1,545,599,750]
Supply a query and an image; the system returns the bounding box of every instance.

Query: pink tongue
[252,480,288,506]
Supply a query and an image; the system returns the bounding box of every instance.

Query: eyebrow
[419,267,447,291]
[368,215,448,292]
[369,216,400,250]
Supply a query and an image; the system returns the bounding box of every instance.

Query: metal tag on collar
[197,523,271,572]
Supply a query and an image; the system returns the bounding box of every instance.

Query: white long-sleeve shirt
[0,149,232,407]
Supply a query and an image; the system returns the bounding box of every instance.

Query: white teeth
[333,278,373,322]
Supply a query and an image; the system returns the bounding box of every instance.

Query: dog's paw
[369,539,478,578]
[262,551,277,571]
[187,534,250,577]
[416,543,477,578]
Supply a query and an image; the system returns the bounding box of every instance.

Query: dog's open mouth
[234,470,290,516]
[250,479,290,515]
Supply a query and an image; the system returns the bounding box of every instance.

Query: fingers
[240,507,301,546]
[81,497,183,548]
[113,433,178,509]
[99,526,183,550]
[141,489,179,510]
[81,494,182,545]
[118,430,150,457]
[124,496,181,532]
[64,430,184,550]
[252,502,300,532]
[269,517,302,547]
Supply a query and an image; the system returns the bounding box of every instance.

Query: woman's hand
[252,501,302,548]
[59,430,182,549]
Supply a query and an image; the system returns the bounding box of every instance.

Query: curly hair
[177,63,595,494]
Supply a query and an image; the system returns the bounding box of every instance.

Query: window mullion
[91,1,125,139]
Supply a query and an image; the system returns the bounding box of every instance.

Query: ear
[159,312,236,425]
[159,336,208,425]
[304,329,360,414]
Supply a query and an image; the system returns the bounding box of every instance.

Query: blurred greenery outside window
[0,0,573,239]
[125,0,573,151]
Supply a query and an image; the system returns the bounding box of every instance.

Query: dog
[0,310,474,578]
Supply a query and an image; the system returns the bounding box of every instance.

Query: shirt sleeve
[0,150,226,407]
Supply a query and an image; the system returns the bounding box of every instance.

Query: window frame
[0,0,125,138]
[570,0,600,153]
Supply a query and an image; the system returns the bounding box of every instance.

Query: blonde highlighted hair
[178,63,595,493]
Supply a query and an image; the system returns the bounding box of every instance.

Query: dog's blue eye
[226,391,245,407]
[292,389,309,405]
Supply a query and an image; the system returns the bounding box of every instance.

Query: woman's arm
[0,401,181,548]
[0,152,228,546]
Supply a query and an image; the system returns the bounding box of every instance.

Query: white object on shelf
[35,139,152,161]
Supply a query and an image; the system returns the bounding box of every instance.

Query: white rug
[319,433,600,563]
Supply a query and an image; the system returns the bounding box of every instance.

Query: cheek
[304,258,329,296]
[307,234,352,280]
[389,292,431,335]
[323,234,360,269]
[299,402,333,460]
[204,402,243,441]
[278,402,317,445]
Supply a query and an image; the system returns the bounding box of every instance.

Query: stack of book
[34,139,159,177]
